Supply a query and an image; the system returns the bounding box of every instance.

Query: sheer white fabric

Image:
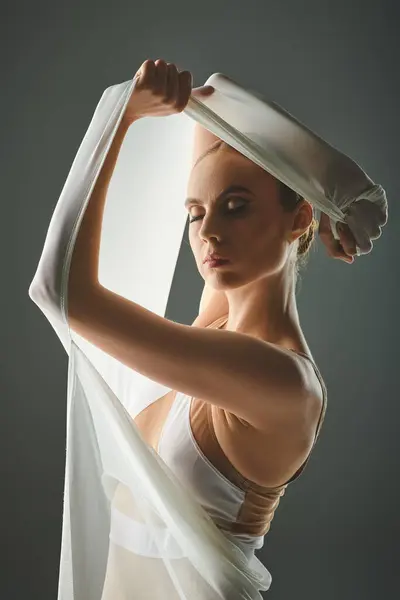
[188,73,388,254]
[28,72,387,599]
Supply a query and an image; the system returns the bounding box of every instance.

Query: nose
[198,213,224,244]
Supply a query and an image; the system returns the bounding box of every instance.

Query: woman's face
[186,145,299,291]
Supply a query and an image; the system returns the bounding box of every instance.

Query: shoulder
[251,353,326,490]
[247,341,326,444]
[191,308,325,434]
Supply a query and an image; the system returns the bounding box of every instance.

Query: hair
[278,180,318,267]
[193,140,318,275]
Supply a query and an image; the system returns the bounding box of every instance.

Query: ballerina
[29,58,387,599]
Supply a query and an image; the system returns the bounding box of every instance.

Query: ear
[290,200,314,242]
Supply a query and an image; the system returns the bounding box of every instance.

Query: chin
[204,269,250,291]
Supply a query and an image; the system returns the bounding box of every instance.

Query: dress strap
[290,349,328,442]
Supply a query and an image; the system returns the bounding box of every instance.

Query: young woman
[27,57,387,597]
[66,59,348,589]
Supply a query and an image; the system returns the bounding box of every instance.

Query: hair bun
[297,218,319,256]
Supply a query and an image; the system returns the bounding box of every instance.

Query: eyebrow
[184,185,255,209]
[192,140,223,169]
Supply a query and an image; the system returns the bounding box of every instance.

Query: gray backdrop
[2,0,399,598]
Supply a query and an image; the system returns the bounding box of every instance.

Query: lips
[206,259,230,269]
[203,253,229,264]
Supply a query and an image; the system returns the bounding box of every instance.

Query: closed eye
[189,200,248,224]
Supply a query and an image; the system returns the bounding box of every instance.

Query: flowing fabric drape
[29,72,387,599]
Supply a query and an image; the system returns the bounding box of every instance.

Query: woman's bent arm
[69,283,318,435]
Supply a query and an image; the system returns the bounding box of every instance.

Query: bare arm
[68,285,315,432]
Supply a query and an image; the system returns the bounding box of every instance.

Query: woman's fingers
[192,85,215,97]
[176,70,193,111]
[135,59,155,84]
[128,59,210,120]
[318,213,354,263]
[166,63,179,104]
[336,222,358,257]
[148,60,193,111]
[154,59,168,95]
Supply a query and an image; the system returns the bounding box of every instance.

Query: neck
[223,268,304,349]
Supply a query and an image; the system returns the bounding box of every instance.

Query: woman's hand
[318,213,358,264]
[319,196,386,263]
[123,59,214,123]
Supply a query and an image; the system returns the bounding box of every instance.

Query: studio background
[2,1,398,598]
